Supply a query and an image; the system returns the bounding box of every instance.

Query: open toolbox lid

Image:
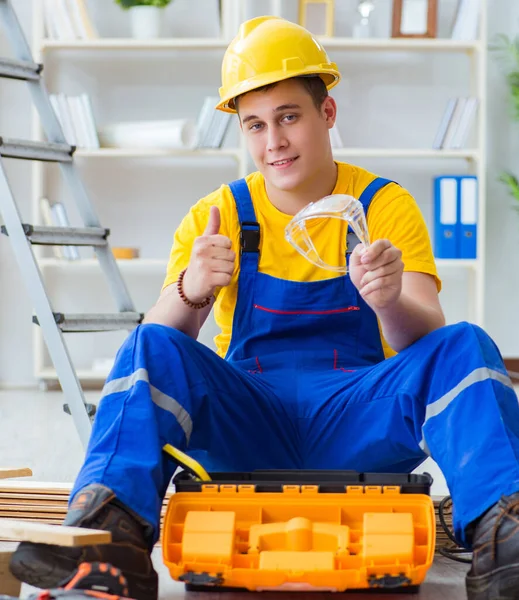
[163,471,436,592]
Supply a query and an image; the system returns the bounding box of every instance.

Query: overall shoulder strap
[346,177,397,263]
[228,178,260,273]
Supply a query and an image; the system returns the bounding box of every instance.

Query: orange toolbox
[162,470,435,593]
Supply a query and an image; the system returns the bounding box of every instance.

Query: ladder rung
[0,57,41,81]
[0,138,74,162]
[1,223,110,246]
[33,312,144,332]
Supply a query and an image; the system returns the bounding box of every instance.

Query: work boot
[9,484,158,600]
[466,491,519,600]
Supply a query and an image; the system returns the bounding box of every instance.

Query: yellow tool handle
[162,444,212,482]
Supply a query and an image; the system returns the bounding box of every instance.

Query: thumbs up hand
[203,205,221,236]
[182,206,236,305]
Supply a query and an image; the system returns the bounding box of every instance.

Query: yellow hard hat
[216,16,341,113]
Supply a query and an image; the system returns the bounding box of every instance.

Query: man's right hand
[182,205,235,304]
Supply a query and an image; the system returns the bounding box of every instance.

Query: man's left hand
[349,239,403,311]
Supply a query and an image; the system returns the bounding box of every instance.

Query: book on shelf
[451,0,482,41]
[43,0,98,40]
[39,198,80,261]
[432,97,479,150]
[98,119,196,150]
[49,93,100,149]
[433,175,478,260]
[194,96,233,149]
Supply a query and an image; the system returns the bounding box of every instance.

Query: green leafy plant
[114,0,172,9]
[499,172,519,215]
[492,33,519,212]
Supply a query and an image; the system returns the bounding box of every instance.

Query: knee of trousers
[111,323,192,379]
[130,323,191,353]
[422,322,506,375]
[439,321,496,350]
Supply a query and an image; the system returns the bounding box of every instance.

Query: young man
[11,16,519,600]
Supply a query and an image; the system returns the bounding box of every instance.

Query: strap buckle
[240,221,260,253]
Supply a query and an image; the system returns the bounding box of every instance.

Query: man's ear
[321,96,337,129]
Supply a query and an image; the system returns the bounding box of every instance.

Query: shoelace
[490,498,519,563]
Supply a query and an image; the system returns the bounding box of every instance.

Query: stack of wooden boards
[0,468,111,596]
[0,479,173,544]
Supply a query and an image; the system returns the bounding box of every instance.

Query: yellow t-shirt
[163,162,441,359]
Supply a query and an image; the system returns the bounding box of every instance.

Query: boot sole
[9,542,79,589]
[467,563,519,600]
[10,542,159,600]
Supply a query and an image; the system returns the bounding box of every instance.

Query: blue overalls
[73,177,519,548]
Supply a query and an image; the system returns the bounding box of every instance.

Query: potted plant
[492,34,519,213]
[114,0,173,39]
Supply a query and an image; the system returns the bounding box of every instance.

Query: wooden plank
[0,504,68,513]
[0,499,69,507]
[0,468,32,480]
[0,520,112,546]
[0,492,70,502]
[0,550,21,596]
[0,511,67,519]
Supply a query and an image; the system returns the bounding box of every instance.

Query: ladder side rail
[0,159,92,447]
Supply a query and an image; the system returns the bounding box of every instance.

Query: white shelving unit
[30,0,487,383]
[39,37,482,53]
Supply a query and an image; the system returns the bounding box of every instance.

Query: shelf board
[73,148,241,159]
[39,368,109,381]
[436,259,479,269]
[321,38,481,52]
[41,38,229,51]
[333,148,479,159]
[69,148,476,160]
[41,38,481,53]
[39,258,167,270]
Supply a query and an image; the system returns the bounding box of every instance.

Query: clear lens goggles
[284,194,370,274]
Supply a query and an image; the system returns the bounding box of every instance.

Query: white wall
[1,0,519,386]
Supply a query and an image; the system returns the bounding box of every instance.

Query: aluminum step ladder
[0,0,142,448]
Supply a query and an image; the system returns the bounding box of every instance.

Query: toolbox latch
[368,573,412,589]
[179,571,224,586]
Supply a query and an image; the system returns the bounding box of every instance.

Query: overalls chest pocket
[249,272,362,355]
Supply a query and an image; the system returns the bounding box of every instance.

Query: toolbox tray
[163,470,436,593]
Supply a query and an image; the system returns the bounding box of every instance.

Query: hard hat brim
[216,69,341,114]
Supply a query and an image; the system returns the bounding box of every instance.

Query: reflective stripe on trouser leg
[71,328,192,541]
[415,323,519,546]
[101,367,193,443]
[419,367,515,455]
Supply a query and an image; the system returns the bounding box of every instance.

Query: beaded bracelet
[177,268,212,310]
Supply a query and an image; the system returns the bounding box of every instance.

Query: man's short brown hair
[234,76,328,112]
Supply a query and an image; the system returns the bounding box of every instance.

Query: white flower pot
[129,6,163,40]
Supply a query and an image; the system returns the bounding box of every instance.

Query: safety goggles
[284,194,370,273]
